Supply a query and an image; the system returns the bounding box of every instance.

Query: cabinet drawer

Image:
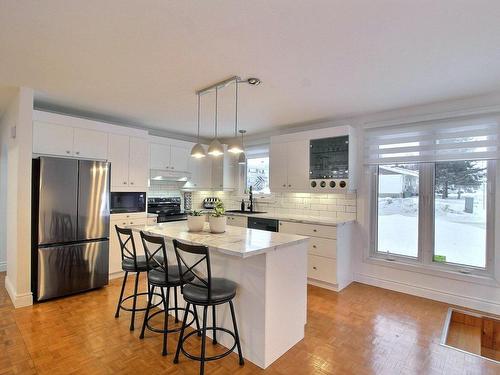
[308,255,337,284]
[112,217,147,226]
[279,221,336,239]
[227,215,247,228]
[309,237,336,259]
[147,217,158,225]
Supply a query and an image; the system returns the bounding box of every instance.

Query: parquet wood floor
[1,272,499,374]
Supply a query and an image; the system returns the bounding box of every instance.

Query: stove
[147,197,187,223]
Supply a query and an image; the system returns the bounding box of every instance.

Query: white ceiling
[1,1,500,138]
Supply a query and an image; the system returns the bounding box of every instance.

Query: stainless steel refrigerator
[32,157,110,301]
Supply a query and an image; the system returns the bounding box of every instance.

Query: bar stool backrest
[172,239,212,300]
[115,225,138,269]
[140,231,169,282]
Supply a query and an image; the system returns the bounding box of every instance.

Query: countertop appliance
[31,157,110,302]
[309,135,349,190]
[110,191,146,214]
[148,197,187,223]
[247,217,279,232]
[202,197,220,209]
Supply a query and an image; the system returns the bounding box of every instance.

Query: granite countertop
[223,211,354,226]
[129,221,309,258]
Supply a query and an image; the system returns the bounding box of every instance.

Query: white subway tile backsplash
[190,189,357,220]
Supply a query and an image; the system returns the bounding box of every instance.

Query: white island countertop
[130,221,309,258]
[224,211,355,226]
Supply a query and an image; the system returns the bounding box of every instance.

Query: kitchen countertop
[147,213,158,218]
[129,221,309,258]
[223,211,354,226]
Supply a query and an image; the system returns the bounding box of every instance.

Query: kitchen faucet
[247,186,254,212]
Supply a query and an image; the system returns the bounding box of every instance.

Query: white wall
[0,87,34,307]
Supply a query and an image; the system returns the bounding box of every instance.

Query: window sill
[364,255,500,288]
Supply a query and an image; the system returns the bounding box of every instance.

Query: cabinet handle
[288,184,292,187]
[122,222,126,225]
[313,245,317,248]
[313,266,317,270]
[313,229,317,232]
[130,182,134,185]
[66,150,71,154]
[75,151,80,155]
[126,215,130,218]
[282,184,286,187]
[123,181,127,185]
[130,222,133,224]
[171,166,175,170]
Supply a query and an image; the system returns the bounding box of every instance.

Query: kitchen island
[130,221,309,369]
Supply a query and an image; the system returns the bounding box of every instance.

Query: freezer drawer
[36,240,109,301]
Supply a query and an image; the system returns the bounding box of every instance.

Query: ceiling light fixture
[227,80,244,154]
[207,86,224,156]
[238,130,247,165]
[247,77,261,85]
[190,93,206,158]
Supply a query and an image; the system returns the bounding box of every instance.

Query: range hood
[150,168,191,182]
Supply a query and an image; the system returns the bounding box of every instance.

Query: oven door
[110,192,146,214]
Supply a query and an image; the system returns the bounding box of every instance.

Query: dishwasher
[247,217,279,232]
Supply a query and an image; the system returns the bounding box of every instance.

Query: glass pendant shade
[227,138,244,154]
[238,151,247,165]
[190,143,206,158]
[208,138,224,156]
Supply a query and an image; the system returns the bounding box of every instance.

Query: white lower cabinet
[109,213,148,277]
[279,220,352,291]
[227,215,247,228]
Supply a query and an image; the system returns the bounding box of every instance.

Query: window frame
[245,155,271,195]
[370,160,496,278]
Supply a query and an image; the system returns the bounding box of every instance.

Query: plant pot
[209,215,226,233]
[187,215,205,232]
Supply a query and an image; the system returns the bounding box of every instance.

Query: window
[246,157,270,194]
[433,160,488,268]
[376,164,420,258]
[372,160,495,273]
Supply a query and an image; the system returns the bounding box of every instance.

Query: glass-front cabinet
[309,135,349,179]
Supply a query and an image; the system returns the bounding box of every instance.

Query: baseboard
[109,270,125,280]
[4,276,33,308]
[354,272,500,315]
[307,278,339,292]
[0,261,6,272]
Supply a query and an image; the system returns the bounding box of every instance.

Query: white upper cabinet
[211,146,237,191]
[170,145,190,171]
[33,121,74,157]
[108,134,130,188]
[128,137,149,187]
[108,135,149,190]
[269,142,288,191]
[187,153,212,189]
[33,121,108,159]
[73,128,108,159]
[269,125,357,193]
[150,141,190,172]
[286,140,310,191]
[150,143,170,170]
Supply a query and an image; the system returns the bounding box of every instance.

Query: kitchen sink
[226,210,267,214]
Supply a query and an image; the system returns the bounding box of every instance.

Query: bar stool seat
[148,265,192,286]
[183,278,237,305]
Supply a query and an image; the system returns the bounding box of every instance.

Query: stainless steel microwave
[110,192,146,214]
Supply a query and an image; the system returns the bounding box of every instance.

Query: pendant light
[190,93,206,158]
[227,80,244,154]
[238,130,247,164]
[208,86,224,156]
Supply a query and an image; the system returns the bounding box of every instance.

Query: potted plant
[209,201,226,233]
[187,210,205,232]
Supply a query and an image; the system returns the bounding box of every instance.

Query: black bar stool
[114,225,162,330]
[172,239,244,375]
[139,231,200,356]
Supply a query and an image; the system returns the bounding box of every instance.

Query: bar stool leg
[114,271,129,318]
[139,284,153,339]
[200,305,208,375]
[174,302,191,364]
[229,300,244,366]
[212,305,217,344]
[174,286,179,323]
[193,306,201,336]
[129,272,140,331]
[161,287,169,356]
